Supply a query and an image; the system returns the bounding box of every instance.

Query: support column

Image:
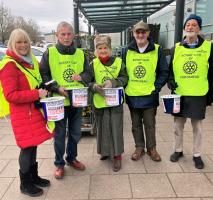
[88,24,91,36]
[143,17,147,23]
[127,28,131,44]
[124,29,127,45]
[174,0,185,43]
[120,32,123,46]
[88,24,94,50]
[73,2,81,47]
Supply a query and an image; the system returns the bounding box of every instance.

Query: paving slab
[130,173,176,198]
[168,173,213,197]
[90,174,132,199]
[45,175,90,200]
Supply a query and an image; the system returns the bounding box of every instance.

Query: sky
[0,0,85,33]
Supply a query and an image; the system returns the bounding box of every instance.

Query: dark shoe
[193,156,204,169]
[67,159,86,170]
[147,147,161,162]
[30,162,50,187]
[113,159,121,172]
[100,156,109,160]
[170,152,183,162]
[131,147,145,161]
[19,170,43,197]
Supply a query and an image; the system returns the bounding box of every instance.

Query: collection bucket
[103,87,123,107]
[160,94,181,114]
[70,87,88,107]
[40,96,65,121]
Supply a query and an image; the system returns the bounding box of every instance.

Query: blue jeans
[54,106,82,167]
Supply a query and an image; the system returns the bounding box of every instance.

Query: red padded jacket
[0,50,52,148]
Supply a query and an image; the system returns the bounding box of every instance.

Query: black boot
[19,170,43,197]
[30,162,50,187]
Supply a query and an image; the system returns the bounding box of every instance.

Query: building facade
[148,0,213,49]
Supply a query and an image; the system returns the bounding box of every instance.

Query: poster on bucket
[160,94,181,114]
[71,87,88,107]
[40,96,65,121]
[103,87,123,107]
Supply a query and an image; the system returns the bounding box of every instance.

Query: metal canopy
[74,0,175,33]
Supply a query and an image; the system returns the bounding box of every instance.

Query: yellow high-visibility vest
[93,57,122,108]
[173,40,211,96]
[125,44,159,96]
[48,46,85,106]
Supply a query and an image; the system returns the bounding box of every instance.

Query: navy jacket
[122,38,168,108]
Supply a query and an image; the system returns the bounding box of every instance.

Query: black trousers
[19,146,37,173]
[129,107,157,149]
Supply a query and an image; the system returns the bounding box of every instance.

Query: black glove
[151,87,160,95]
[167,80,178,92]
[206,91,213,106]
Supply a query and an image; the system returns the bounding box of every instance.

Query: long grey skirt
[94,105,124,157]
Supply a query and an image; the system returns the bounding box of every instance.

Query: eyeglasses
[135,30,147,35]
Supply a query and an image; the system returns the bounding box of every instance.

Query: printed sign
[104,87,123,107]
[72,88,88,107]
[41,97,65,121]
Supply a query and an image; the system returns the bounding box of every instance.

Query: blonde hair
[7,28,31,56]
[94,35,112,57]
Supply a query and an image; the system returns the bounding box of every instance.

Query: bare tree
[0,2,14,44]
[14,16,40,44]
[0,1,41,45]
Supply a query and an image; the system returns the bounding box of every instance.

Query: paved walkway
[1,87,213,200]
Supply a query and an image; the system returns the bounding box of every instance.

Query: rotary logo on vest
[63,68,75,82]
[183,61,198,74]
[134,66,146,78]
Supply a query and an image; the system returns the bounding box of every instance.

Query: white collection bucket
[160,94,181,114]
[70,87,88,107]
[103,87,123,107]
[40,96,65,121]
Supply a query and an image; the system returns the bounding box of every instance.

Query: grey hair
[57,21,74,33]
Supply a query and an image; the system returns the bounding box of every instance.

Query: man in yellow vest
[168,14,213,169]
[122,21,168,162]
[40,22,91,179]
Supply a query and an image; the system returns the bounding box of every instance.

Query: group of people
[0,14,213,197]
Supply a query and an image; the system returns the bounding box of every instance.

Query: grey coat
[88,56,128,157]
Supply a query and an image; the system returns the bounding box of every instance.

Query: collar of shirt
[183,38,198,48]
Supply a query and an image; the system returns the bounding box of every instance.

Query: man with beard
[168,14,213,169]
[122,21,168,162]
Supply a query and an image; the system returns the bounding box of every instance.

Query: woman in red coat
[0,29,52,197]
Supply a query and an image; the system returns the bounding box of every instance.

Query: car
[31,46,45,62]
[43,42,53,50]
[0,47,7,61]
[0,51,5,61]
[0,46,45,62]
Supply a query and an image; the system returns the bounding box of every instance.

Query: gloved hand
[93,84,105,96]
[103,80,112,88]
[151,89,159,95]
[206,90,213,106]
[167,80,178,92]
